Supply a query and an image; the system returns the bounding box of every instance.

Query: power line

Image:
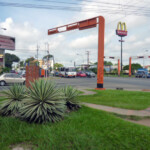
[0,2,150,17]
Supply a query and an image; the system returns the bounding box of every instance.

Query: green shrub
[20,79,66,123]
[62,86,81,111]
[0,84,26,116]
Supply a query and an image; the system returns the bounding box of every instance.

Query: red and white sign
[116,30,127,36]
[0,35,15,50]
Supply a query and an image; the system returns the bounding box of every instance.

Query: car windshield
[85,71,92,73]
[137,71,143,74]
[66,68,76,72]
[78,71,84,74]
[0,74,4,77]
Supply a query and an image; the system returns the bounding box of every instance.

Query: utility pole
[86,51,90,68]
[37,44,39,61]
[47,43,50,77]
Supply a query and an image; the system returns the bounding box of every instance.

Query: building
[38,58,54,70]
[144,65,150,72]
[0,35,15,68]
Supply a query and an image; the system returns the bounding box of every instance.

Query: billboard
[116,22,127,37]
[0,35,15,50]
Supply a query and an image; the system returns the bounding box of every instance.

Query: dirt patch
[142,89,150,92]
[114,113,150,127]
[126,119,150,127]
[10,143,35,150]
[79,89,96,95]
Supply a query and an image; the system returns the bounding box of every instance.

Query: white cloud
[69,35,97,49]
[1,0,150,67]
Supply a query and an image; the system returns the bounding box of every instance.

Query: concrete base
[95,88,106,90]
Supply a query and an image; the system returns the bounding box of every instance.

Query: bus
[59,67,77,78]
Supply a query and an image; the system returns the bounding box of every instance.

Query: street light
[143,50,149,68]
[76,53,84,64]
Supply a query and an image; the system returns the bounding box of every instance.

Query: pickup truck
[135,71,149,78]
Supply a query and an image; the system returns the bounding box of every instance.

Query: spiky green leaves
[62,86,81,110]
[20,79,66,123]
[0,84,26,116]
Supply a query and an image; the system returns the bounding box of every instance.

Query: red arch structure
[129,56,150,76]
[48,16,105,90]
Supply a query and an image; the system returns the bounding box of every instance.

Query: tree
[54,63,63,70]
[104,61,113,66]
[94,61,113,66]
[43,54,53,60]
[20,61,24,67]
[25,57,35,63]
[5,53,20,68]
[123,63,142,73]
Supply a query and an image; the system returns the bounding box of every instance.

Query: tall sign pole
[97,16,105,89]
[121,37,123,71]
[116,22,127,72]
[118,59,120,76]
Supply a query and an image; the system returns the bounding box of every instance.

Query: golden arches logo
[116,22,127,37]
[117,22,127,31]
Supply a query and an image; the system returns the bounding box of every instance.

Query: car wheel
[0,81,6,86]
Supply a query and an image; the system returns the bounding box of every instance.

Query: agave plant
[0,84,26,116]
[20,79,66,123]
[62,86,81,111]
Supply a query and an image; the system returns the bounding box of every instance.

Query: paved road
[0,77,150,91]
[54,77,150,90]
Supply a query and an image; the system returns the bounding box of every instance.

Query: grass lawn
[79,90,150,110]
[0,106,150,150]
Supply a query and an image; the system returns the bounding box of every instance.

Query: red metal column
[96,16,105,90]
[118,59,120,76]
[129,57,132,77]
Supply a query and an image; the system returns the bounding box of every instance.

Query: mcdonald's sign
[116,22,127,37]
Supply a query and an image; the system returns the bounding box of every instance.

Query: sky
[0,0,150,67]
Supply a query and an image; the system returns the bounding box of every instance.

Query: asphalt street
[0,77,150,91]
[54,77,150,90]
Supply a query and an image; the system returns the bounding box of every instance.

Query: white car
[0,73,26,86]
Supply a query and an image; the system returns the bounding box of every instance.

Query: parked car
[0,73,26,86]
[84,70,96,78]
[22,73,26,78]
[53,71,59,77]
[135,71,148,78]
[147,73,150,78]
[77,71,87,77]
[18,70,26,77]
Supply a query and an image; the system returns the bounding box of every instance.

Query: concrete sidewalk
[82,102,150,117]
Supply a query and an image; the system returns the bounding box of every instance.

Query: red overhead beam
[48,17,98,35]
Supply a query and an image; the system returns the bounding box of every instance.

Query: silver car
[0,73,26,86]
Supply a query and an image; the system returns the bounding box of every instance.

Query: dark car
[53,71,59,77]
[84,70,96,78]
[147,73,150,78]
[135,71,148,78]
